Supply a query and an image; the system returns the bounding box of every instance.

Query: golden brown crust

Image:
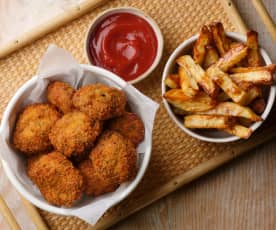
[49,111,102,158]
[27,151,84,207]
[47,81,75,114]
[72,84,126,120]
[108,112,145,146]
[246,31,261,67]
[193,25,212,65]
[78,158,119,196]
[90,131,137,186]
[13,103,61,156]
[210,22,230,56]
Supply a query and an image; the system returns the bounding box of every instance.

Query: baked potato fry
[238,117,253,127]
[216,43,248,71]
[210,22,230,55]
[224,125,252,139]
[230,41,242,49]
[217,91,230,102]
[246,31,261,67]
[184,115,234,129]
[251,98,266,114]
[178,66,198,97]
[207,66,247,104]
[230,71,273,85]
[165,74,180,89]
[243,86,262,105]
[172,107,191,115]
[164,90,216,112]
[177,55,218,97]
[203,45,219,69]
[193,25,212,65]
[199,102,262,121]
[235,81,254,91]
[229,64,276,73]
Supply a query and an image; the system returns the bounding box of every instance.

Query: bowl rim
[0,64,152,215]
[161,31,276,143]
[83,6,164,85]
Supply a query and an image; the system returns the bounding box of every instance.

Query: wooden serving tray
[0,0,275,229]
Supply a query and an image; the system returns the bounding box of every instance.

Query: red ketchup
[88,13,158,81]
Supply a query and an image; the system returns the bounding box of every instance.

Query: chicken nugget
[78,158,119,196]
[47,81,75,113]
[49,111,102,158]
[90,131,137,186]
[72,84,126,120]
[108,112,145,146]
[27,151,84,207]
[13,103,61,156]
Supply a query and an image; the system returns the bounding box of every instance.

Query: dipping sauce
[88,13,158,81]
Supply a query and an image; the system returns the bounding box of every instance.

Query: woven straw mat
[0,0,258,229]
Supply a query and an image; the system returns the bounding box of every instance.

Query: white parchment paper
[0,45,159,225]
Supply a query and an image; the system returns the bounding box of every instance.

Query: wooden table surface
[112,1,276,229]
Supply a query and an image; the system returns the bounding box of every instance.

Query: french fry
[206,66,247,104]
[177,55,218,97]
[242,86,262,105]
[246,31,261,67]
[235,81,254,91]
[238,117,253,127]
[210,22,230,55]
[184,115,234,129]
[230,71,273,85]
[215,43,248,72]
[224,125,252,139]
[230,41,242,49]
[229,64,276,73]
[165,74,180,89]
[199,102,262,121]
[178,66,198,97]
[164,90,217,112]
[229,42,248,67]
[203,45,219,69]
[172,107,191,115]
[251,98,266,114]
[217,91,230,102]
[193,25,212,65]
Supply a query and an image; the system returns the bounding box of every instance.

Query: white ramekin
[84,7,164,84]
[162,32,276,143]
[0,65,152,216]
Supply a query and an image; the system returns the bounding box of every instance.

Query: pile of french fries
[164,22,276,139]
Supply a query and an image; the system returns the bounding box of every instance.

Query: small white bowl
[0,65,152,216]
[84,7,164,84]
[162,32,276,143]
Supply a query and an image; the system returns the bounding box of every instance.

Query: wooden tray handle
[252,0,276,43]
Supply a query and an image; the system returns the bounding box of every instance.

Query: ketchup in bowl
[87,13,158,82]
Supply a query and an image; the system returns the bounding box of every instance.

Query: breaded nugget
[108,112,145,146]
[49,111,102,158]
[13,103,61,156]
[27,151,84,207]
[78,158,119,196]
[47,81,75,113]
[90,131,137,186]
[72,83,126,120]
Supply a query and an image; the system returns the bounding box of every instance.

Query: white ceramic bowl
[162,32,276,143]
[84,7,164,84]
[0,64,152,216]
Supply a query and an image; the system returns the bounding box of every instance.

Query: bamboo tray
[0,0,276,229]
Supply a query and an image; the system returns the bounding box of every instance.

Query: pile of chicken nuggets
[12,81,145,207]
